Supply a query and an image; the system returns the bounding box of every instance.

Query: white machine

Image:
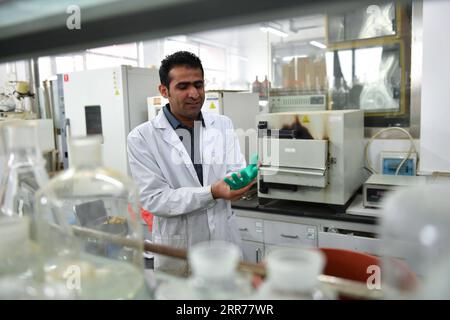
[362,174,426,208]
[63,66,160,176]
[202,91,259,130]
[257,110,365,206]
[269,94,327,113]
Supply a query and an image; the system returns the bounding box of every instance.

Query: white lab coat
[127,110,246,274]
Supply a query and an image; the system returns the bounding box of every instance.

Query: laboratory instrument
[257,110,365,206]
[363,174,426,208]
[380,151,417,176]
[269,93,327,113]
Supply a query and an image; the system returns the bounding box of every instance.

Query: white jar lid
[189,241,240,279]
[266,246,325,291]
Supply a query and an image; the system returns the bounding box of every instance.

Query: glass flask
[35,135,150,299]
[0,120,49,220]
[379,183,450,299]
[0,216,73,299]
[155,241,253,300]
[255,246,335,300]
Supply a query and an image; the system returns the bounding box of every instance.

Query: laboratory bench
[231,196,381,263]
[232,196,377,225]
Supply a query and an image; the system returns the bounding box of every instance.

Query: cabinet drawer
[241,240,265,263]
[236,216,264,242]
[318,231,380,255]
[263,220,317,247]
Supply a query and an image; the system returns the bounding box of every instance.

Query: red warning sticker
[64,74,69,82]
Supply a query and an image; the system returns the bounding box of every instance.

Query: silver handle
[281,233,299,239]
[256,248,261,263]
[261,167,326,176]
[239,227,248,231]
[65,119,71,138]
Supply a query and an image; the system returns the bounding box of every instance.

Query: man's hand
[211,178,256,201]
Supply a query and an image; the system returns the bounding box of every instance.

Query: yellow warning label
[209,102,216,109]
[115,89,120,96]
[301,115,310,123]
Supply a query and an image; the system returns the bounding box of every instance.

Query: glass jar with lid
[255,246,335,300]
[155,241,253,300]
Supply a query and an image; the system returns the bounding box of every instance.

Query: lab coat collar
[153,108,171,129]
[163,104,205,130]
[154,106,215,129]
[153,108,202,185]
[201,111,216,129]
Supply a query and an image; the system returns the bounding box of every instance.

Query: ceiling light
[282,55,308,62]
[309,40,326,49]
[260,22,288,38]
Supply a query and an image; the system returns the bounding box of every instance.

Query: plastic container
[155,241,253,300]
[35,135,150,299]
[256,246,335,300]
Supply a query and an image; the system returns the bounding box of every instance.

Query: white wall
[419,0,450,174]
[142,39,164,68]
[241,27,271,85]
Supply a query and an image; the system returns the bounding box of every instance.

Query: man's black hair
[159,51,204,88]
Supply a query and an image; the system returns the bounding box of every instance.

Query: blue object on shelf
[382,158,415,176]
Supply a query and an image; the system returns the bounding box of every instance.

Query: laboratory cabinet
[263,220,317,248]
[236,216,264,243]
[240,240,265,264]
[236,216,264,263]
[234,208,379,263]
